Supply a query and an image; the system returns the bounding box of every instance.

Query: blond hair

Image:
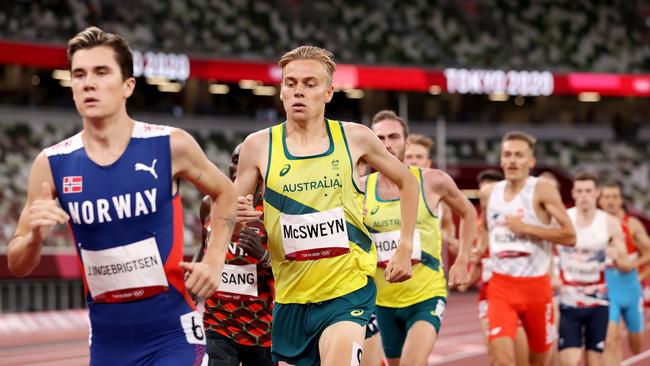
[278,46,336,84]
[407,134,433,153]
[502,130,537,150]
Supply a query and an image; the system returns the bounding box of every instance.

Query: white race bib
[372,230,422,267]
[561,249,603,284]
[81,237,168,303]
[490,225,533,256]
[280,207,350,260]
[217,264,258,299]
[180,311,207,345]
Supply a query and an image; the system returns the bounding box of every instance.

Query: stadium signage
[1,41,649,97]
[444,68,554,96]
[133,50,190,81]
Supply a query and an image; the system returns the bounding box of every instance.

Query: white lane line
[622,348,650,366]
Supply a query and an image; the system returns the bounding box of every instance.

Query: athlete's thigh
[520,299,553,354]
[400,321,438,366]
[319,320,366,366]
[206,334,239,366]
[621,296,644,334]
[489,337,516,365]
[240,345,275,366]
[360,333,385,366]
[607,296,622,324]
[558,308,583,351]
[487,294,520,342]
[583,306,608,353]
[514,326,529,366]
[375,306,406,359]
[558,348,582,366]
[585,350,604,366]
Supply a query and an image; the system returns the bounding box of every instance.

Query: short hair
[573,171,599,186]
[477,169,504,184]
[67,26,134,80]
[279,46,336,84]
[371,110,408,137]
[601,179,622,190]
[407,134,433,153]
[502,130,537,150]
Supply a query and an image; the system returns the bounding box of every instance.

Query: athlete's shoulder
[421,168,451,182]
[479,180,499,200]
[169,127,198,154]
[43,132,83,157]
[534,176,561,201]
[604,212,623,233]
[534,176,558,192]
[132,121,172,138]
[627,215,646,232]
[244,127,271,144]
[340,121,373,139]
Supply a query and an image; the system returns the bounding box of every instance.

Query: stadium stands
[1,0,648,72]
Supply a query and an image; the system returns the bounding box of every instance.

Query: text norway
[68,189,157,225]
[283,218,346,239]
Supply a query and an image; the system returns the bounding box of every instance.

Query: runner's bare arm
[426,170,477,287]
[629,217,650,270]
[171,128,237,297]
[607,214,634,272]
[359,174,369,216]
[347,123,419,283]
[8,152,69,277]
[478,184,493,255]
[234,131,267,225]
[458,262,482,292]
[506,179,576,245]
[472,224,489,261]
[440,203,458,255]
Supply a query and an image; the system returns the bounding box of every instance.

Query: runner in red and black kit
[202,144,276,366]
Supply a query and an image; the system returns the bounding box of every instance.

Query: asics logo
[279,164,291,176]
[135,159,158,179]
[350,310,364,316]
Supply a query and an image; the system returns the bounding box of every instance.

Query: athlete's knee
[398,352,428,366]
[603,331,618,351]
[628,334,643,354]
[490,341,516,366]
[529,351,550,366]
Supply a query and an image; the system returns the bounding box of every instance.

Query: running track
[1,292,650,366]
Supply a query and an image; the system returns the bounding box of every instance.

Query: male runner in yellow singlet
[364,110,476,366]
[404,134,458,254]
[234,46,420,366]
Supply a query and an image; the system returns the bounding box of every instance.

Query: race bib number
[490,226,532,256]
[350,342,363,366]
[561,249,603,284]
[217,264,258,299]
[81,237,168,303]
[180,311,207,345]
[280,207,349,260]
[372,230,422,267]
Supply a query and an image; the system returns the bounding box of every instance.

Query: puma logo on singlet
[135,159,158,179]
